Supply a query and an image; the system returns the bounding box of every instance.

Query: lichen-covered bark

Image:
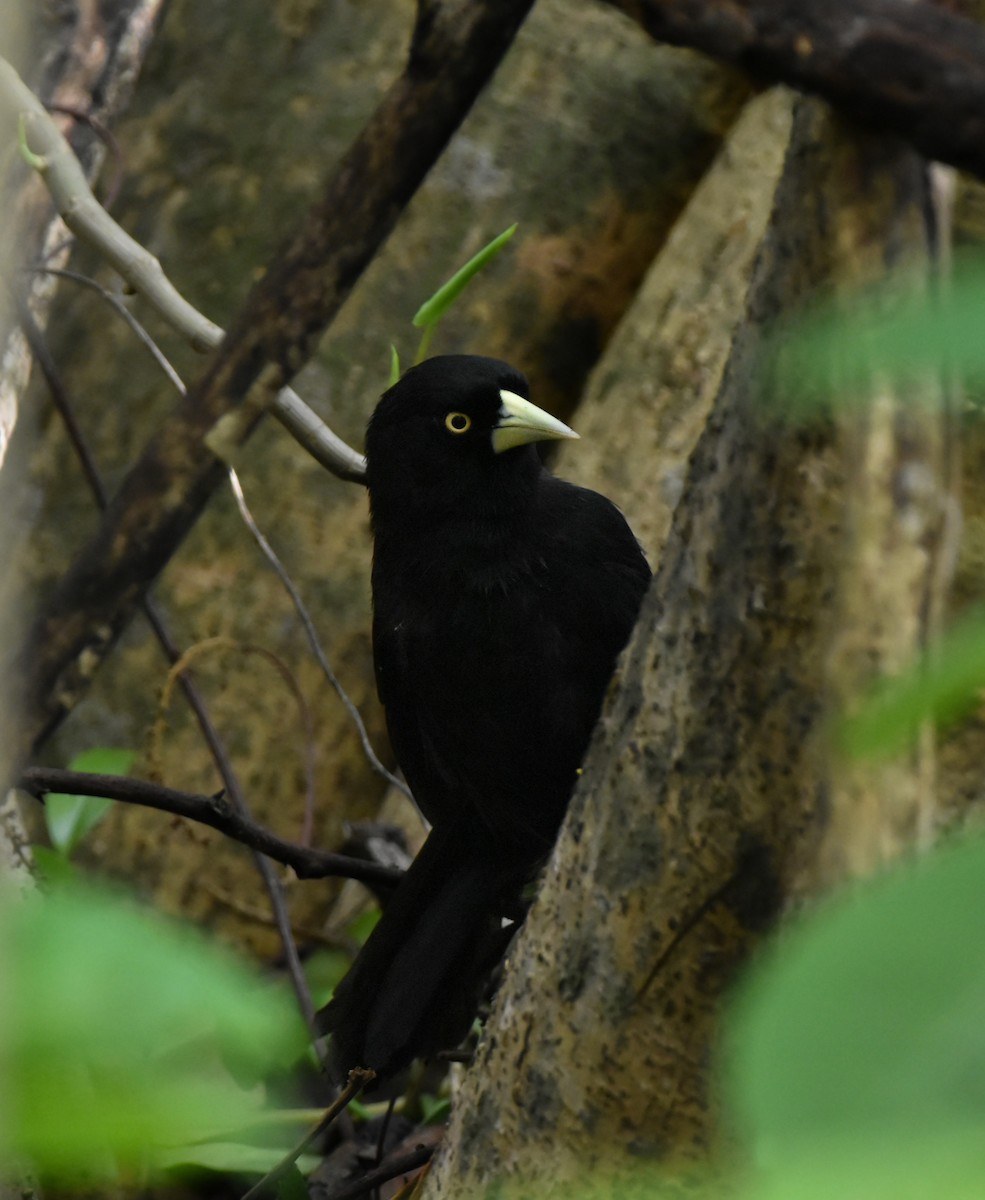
[424,97,955,1195]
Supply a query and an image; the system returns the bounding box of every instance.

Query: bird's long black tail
[318,822,525,1084]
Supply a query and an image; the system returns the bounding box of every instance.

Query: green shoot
[44,747,135,857]
[401,223,518,369]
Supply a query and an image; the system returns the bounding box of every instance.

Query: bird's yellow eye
[445,412,472,434]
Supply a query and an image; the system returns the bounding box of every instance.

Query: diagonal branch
[18,766,402,887]
[605,0,985,179]
[17,0,536,762]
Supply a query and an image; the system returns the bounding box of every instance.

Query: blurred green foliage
[725,834,985,1198]
[1,879,307,1180]
[43,747,135,857]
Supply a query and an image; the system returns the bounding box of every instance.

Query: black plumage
[319,354,650,1083]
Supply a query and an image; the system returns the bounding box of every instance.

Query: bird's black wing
[372,594,462,824]
[457,476,650,848]
[320,817,521,1082]
[372,476,649,854]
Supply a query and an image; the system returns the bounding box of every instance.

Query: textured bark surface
[11,1,748,954]
[560,87,796,559]
[424,96,955,1195]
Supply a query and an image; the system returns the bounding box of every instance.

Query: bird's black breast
[371,474,649,857]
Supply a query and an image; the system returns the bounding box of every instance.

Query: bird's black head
[365,355,577,521]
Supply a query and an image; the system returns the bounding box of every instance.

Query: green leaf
[29,845,78,887]
[837,606,985,759]
[45,747,135,855]
[346,1098,372,1122]
[346,906,381,947]
[411,224,517,331]
[299,947,351,1010]
[276,1161,313,1200]
[768,251,985,417]
[389,343,401,386]
[419,1093,451,1125]
[733,1135,985,1200]
[158,1144,318,1178]
[724,834,985,1160]
[1,877,306,1179]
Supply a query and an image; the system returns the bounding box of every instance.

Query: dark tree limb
[17,0,535,763]
[605,0,985,178]
[19,766,402,888]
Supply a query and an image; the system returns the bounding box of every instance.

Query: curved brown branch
[18,0,536,762]
[19,766,402,888]
[606,0,985,178]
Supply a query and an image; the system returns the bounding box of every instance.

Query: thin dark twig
[146,609,323,1039]
[149,636,319,852]
[327,1145,433,1200]
[19,767,402,888]
[249,828,322,1034]
[375,1094,397,1169]
[228,468,408,802]
[159,651,324,1041]
[9,284,109,505]
[29,267,186,391]
[434,1049,473,1064]
[240,1069,376,1200]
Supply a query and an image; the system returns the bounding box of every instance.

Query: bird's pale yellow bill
[491,389,579,454]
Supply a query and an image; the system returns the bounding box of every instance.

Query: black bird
[319,355,650,1083]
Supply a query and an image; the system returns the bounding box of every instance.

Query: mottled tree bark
[424,93,955,1195]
